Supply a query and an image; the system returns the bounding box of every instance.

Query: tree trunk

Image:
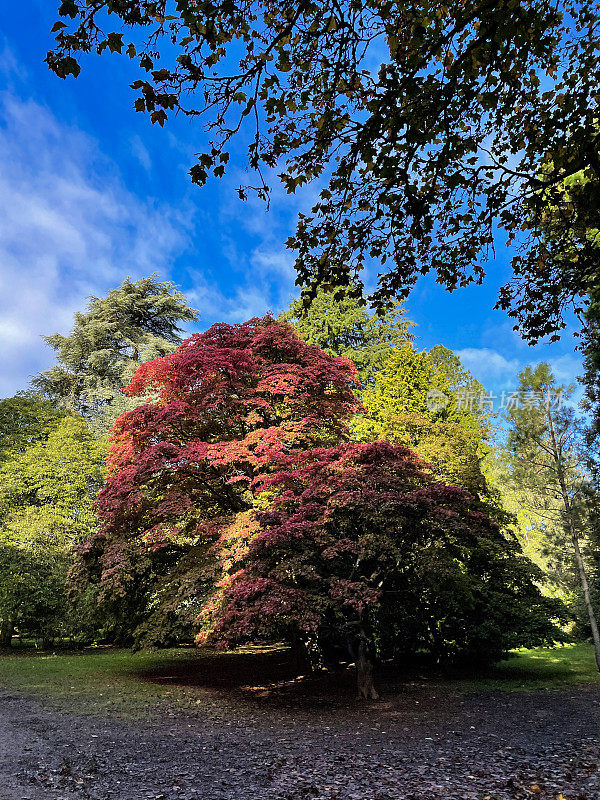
[0,620,15,648]
[546,405,600,671]
[356,638,379,700]
[571,531,600,671]
[290,635,311,675]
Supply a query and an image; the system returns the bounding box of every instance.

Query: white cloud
[178,164,309,328]
[455,346,586,409]
[547,354,582,387]
[130,135,152,172]
[546,354,586,407]
[455,348,521,384]
[186,247,296,325]
[0,93,187,396]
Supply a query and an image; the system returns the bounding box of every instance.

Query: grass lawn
[455,642,600,692]
[0,646,213,717]
[0,643,597,717]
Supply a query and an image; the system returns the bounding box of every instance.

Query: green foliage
[0,417,107,645]
[0,416,106,523]
[280,288,413,386]
[352,344,488,493]
[0,393,65,464]
[583,285,600,439]
[504,364,584,521]
[484,449,572,600]
[0,513,70,646]
[499,160,600,344]
[496,363,599,640]
[428,345,487,411]
[32,275,198,428]
[355,346,447,430]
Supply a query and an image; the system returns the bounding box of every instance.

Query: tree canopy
[352,344,489,493]
[201,440,563,697]
[33,275,198,427]
[281,288,413,386]
[0,393,65,464]
[0,416,107,646]
[75,316,360,645]
[519,164,600,433]
[501,363,600,667]
[48,1,600,340]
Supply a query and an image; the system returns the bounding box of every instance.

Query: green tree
[503,363,600,669]
[33,275,198,430]
[484,445,595,640]
[0,393,65,464]
[0,511,76,647]
[0,416,106,646]
[520,166,600,442]
[429,346,486,407]
[280,288,413,386]
[583,289,600,439]
[498,162,600,344]
[48,1,600,341]
[352,345,488,493]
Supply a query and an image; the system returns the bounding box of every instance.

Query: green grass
[0,643,597,718]
[0,646,212,718]
[453,643,600,693]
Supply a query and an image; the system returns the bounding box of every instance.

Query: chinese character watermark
[454,388,564,412]
[426,388,564,414]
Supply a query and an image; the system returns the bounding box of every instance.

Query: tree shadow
[134,645,452,713]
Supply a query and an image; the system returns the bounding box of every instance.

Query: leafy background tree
[33,275,198,433]
[280,288,413,387]
[0,393,65,464]
[352,344,490,495]
[0,416,106,646]
[495,363,600,668]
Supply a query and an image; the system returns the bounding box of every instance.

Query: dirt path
[1,683,599,799]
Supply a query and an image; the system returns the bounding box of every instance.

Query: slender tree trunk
[570,525,600,670]
[356,636,379,700]
[290,634,310,675]
[0,619,15,648]
[547,408,600,670]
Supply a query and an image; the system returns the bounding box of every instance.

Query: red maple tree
[198,441,562,699]
[74,317,360,643]
[73,316,562,696]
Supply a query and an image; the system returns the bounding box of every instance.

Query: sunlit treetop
[108,315,360,468]
[32,275,199,422]
[280,287,413,386]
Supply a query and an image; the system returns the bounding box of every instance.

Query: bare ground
[1,659,599,800]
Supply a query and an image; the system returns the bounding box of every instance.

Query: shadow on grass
[135,642,600,706]
[0,643,597,719]
[136,645,363,709]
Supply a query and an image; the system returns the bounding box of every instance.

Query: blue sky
[0,2,584,404]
